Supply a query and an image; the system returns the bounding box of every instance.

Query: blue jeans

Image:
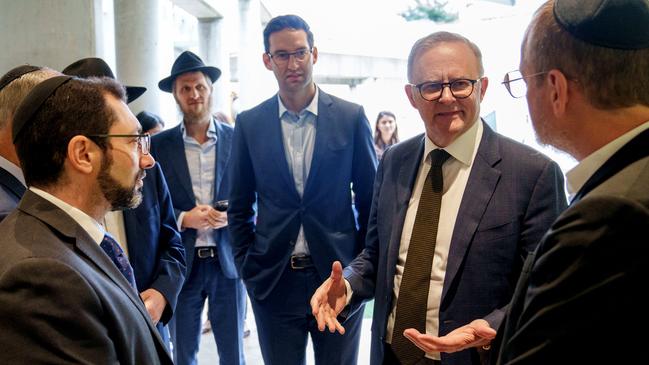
[174,254,247,365]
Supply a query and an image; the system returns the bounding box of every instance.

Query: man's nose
[438,85,456,104]
[140,153,155,170]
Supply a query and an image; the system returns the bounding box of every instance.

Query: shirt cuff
[344,278,353,306]
[177,211,187,232]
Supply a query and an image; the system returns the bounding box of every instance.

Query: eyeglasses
[502,70,548,98]
[86,134,151,155]
[410,78,481,102]
[267,48,312,65]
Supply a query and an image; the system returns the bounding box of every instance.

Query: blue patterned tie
[100,233,137,291]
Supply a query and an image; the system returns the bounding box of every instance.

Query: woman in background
[373,110,399,159]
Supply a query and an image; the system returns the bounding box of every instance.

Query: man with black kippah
[0,76,172,364]
[410,1,649,364]
[0,65,59,221]
[63,57,186,357]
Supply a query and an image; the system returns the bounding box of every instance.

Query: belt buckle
[290,255,303,270]
[197,247,214,259]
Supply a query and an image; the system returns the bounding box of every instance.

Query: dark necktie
[100,233,137,291]
[391,149,450,365]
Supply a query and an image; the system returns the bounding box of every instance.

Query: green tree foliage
[400,0,459,23]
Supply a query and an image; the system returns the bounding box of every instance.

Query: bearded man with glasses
[311,31,567,365]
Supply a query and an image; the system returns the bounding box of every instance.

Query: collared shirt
[104,211,129,258]
[566,120,649,201]
[179,118,218,247]
[278,88,319,256]
[386,119,483,360]
[30,187,105,245]
[0,155,26,186]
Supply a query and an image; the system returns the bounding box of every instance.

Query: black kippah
[12,76,74,143]
[0,65,41,92]
[554,0,649,50]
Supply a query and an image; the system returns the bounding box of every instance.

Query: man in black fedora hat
[62,57,187,357]
[399,1,649,364]
[0,65,60,222]
[151,50,246,365]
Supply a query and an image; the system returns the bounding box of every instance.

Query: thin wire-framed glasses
[86,133,151,155]
[502,70,548,98]
[267,48,312,65]
[409,78,481,102]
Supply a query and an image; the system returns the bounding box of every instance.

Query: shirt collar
[278,87,319,119]
[0,155,25,186]
[180,117,218,141]
[423,117,483,166]
[30,187,105,245]
[566,120,649,197]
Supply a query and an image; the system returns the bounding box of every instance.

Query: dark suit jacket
[123,163,186,324]
[496,129,649,364]
[0,191,173,365]
[0,166,25,221]
[228,90,377,300]
[345,123,567,365]
[151,120,238,279]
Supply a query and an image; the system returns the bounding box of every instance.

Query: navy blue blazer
[345,123,567,365]
[151,120,238,279]
[123,163,186,324]
[228,90,378,300]
[0,166,25,222]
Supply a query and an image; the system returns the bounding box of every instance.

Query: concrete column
[198,17,232,120]
[114,0,174,117]
[237,0,274,111]
[0,0,104,72]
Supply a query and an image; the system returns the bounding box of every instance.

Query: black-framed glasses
[267,48,312,65]
[86,134,151,155]
[410,78,481,102]
[502,70,548,98]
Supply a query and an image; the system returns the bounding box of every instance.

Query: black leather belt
[290,255,314,269]
[196,247,216,259]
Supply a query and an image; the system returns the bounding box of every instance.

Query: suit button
[289,240,296,246]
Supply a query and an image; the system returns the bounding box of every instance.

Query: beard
[176,93,213,124]
[98,151,145,210]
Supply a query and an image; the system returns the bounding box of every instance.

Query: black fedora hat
[62,57,146,103]
[158,51,221,93]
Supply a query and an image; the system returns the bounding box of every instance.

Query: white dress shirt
[386,120,483,360]
[566,121,649,201]
[30,187,105,246]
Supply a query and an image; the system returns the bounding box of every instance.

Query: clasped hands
[310,261,497,354]
[183,204,228,230]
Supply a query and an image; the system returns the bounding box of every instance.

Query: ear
[67,136,100,175]
[546,69,569,117]
[263,52,273,71]
[478,76,489,101]
[311,46,318,65]
[405,84,417,108]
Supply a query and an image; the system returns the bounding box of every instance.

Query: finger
[331,261,343,281]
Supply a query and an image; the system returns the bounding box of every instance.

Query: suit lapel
[303,89,332,197]
[213,120,230,202]
[0,166,26,199]
[164,124,195,204]
[266,96,301,199]
[19,192,167,349]
[442,124,501,301]
[386,136,426,289]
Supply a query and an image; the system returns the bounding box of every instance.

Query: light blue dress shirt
[278,89,319,256]
[181,119,218,247]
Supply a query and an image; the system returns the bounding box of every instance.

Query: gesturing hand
[310,261,348,335]
[403,319,496,354]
